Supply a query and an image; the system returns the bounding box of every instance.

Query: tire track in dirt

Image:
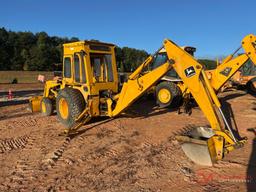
[43,124,119,168]
[1,125,80,192]
[42,122,194,191]
[40,119,115,170]
[37,119,143,190]
[0,135,30,153]
[0,132,39,191]
[0,115,57,130]
[0,115,59,191]
[2,109,201,191]
[0,115,50,154]
[1,112,201,191]
[2,118,37,129]
[82,134,191,191]
[41,136,71,169]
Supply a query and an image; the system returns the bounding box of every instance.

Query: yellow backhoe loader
[29,34,256,166]
[154,35,256,108]
[228,59,256,93]
[207,35,256,92]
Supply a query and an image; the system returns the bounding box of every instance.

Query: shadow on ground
[123,96,179,119]
[0,111,32,121]
[0,99,29,107]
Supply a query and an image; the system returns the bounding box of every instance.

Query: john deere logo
[185,66,196,77]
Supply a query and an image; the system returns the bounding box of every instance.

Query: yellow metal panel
[242,34,256,64]
[210,54,249,91]
[163,39,222,131]
[43,80,61,97]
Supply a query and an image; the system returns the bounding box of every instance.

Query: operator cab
[62,40,119,95]
[151,46,196,78]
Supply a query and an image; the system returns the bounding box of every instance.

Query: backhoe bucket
[176,127,219,166]
[29,96,43,112]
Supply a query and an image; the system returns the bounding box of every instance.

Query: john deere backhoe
[153,35,256,108]
[30,34,256,166]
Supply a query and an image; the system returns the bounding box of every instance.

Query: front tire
[156,81,181,108]
[41,97,53,116]
[56,88,85,128]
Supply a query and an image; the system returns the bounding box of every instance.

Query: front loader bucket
[29,96,43,112]
[176,127,218,166]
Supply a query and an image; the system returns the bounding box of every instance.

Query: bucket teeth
[173,124,198,137]
[173,125,215,140]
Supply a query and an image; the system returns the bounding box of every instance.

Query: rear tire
[41,97,53,116]
[156,81,182,108]
[56,88,85,128]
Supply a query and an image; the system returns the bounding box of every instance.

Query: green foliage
[0,28,79,71]
[198,59,217,70]
[115,46,149,72]
[0,28,149,72]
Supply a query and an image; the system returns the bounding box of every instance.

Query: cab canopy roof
[63,40,115,47]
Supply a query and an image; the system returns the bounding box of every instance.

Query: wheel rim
[158,88,171,104]
[59,98,69,119]
[41,102,46,113]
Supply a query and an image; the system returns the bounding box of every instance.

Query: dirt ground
[0,87,255,191]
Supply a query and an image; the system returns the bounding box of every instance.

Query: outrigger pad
[176,127,216,166]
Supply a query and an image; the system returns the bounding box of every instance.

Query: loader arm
[110,57,172,116]
[109,46,173,116]
[209,34,256,91]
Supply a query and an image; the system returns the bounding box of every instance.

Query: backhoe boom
[162,39,246,165]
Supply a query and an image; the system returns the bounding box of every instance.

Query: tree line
[0,28,149,72]
[198,59,217,70]
[0,27,216,72]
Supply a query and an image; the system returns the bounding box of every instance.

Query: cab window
[74,54,80,82]
[81,55,86,83]
[64,57,71,78]
[151,53,168,69]
[90,54,114,82]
